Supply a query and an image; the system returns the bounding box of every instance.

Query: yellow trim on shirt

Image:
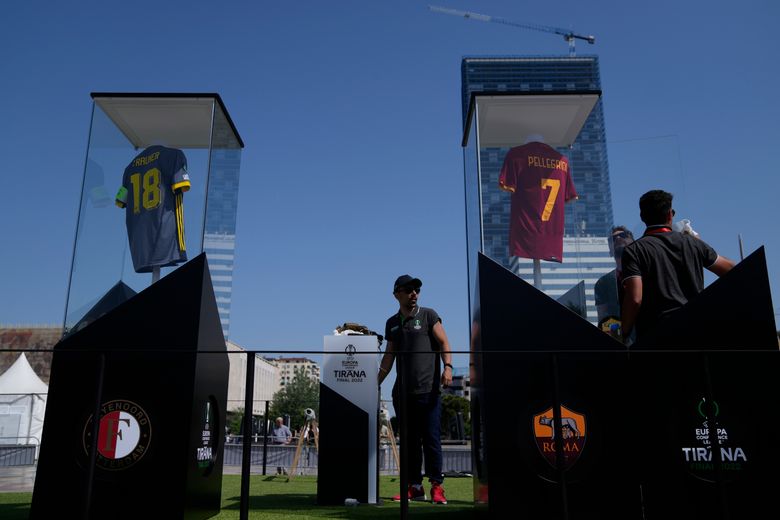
[175,192,186,251]
[172,180,191,192]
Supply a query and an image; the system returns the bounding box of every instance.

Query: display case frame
[461,90,600,321]
[63,93,244,336]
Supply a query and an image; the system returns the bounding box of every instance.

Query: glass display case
[462,91,600,323]
[462,92,692,330]
[63,93,243,336]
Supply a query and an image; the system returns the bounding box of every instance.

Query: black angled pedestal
[471,248,779,519]
[31,253,229,520]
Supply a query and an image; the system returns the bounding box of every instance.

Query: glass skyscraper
[204,148,242,340]
[461,56,615,323]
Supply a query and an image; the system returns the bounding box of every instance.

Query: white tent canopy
[0,353,48,446]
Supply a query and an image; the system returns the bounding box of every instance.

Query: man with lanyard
[378,274,453,504]
[620,190,735,344]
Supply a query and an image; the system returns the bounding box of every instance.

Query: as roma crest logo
[83,399,152,471]
[532,404,586,470]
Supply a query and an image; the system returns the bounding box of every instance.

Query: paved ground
[0,465,36,493]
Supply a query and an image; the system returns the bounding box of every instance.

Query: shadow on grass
[0,476,480,519]
[0,503,31,520]
[218,475,478,519]
[221,494,476,519]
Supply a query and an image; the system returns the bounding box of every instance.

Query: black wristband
[444,363,453,370]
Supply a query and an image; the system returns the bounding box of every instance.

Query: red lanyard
[644,226,672,235]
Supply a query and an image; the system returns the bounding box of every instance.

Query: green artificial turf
[0,475,477,519]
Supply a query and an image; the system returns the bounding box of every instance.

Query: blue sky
[1,1,778,402]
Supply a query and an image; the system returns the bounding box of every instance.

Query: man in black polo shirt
[378,274,453,505]
[621,190,735,343]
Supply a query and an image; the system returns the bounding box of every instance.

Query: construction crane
[429,5,595,57]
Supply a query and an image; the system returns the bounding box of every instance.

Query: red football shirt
[498,142,578,262]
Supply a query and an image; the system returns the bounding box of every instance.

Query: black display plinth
[31,253,228,520]
[317,384,369,504]
[471,250,778,519]
[634,246,777,350]
[635,350,780,519]
[471,253,632,519]
[317,335,378,505]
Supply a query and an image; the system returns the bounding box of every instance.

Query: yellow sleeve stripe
[175,191,186,251]
[115,200,126,208]
[498,182,515,193]
[172,181,191,192]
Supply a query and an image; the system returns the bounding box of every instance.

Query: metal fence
[221,441,472,476]
[0,444,35,466]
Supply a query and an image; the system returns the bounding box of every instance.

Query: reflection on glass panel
[463,109,481,321]
[609,136,687,237]
[203,104,243,340]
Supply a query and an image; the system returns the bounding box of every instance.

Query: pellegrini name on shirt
[528,155,568,171]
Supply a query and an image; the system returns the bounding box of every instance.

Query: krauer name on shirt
[133,151,161,167]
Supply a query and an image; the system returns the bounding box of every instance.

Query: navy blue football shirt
[115,145,191,273]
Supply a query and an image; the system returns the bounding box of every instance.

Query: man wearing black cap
[378,274,453,505]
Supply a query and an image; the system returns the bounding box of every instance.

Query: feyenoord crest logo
[83,399,152,471]
[532,404,586,470]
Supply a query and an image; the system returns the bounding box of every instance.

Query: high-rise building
[267,357,321,393]
[461,56,615,323]
[203,149,242,340]
[226,341,280,414]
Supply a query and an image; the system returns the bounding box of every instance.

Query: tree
[269,367,319,431]
[440,394,471,440]
[227,407,245,435]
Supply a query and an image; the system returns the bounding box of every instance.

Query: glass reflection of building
[204,149,241,340]
[461,56,615,323]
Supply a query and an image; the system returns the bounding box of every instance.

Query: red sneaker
[393,484,426,502]
[430,481,447,504]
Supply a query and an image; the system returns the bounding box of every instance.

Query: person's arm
[594,276,608,322]
[621,276,642,343]
[707,255,736,277]
[433,321,453,387]
[378,340,395,385]
[595,303,609,323]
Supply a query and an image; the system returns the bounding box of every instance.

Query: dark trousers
[393,392,443,485]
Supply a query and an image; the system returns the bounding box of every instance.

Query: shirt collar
[398,306,420,321]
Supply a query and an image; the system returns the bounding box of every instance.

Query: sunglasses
[399,286,420,295]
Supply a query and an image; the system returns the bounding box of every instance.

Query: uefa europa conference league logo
[683,398,747,481]
[82,399,151,470]
[334,344,367,383]
[197,398,217,473]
